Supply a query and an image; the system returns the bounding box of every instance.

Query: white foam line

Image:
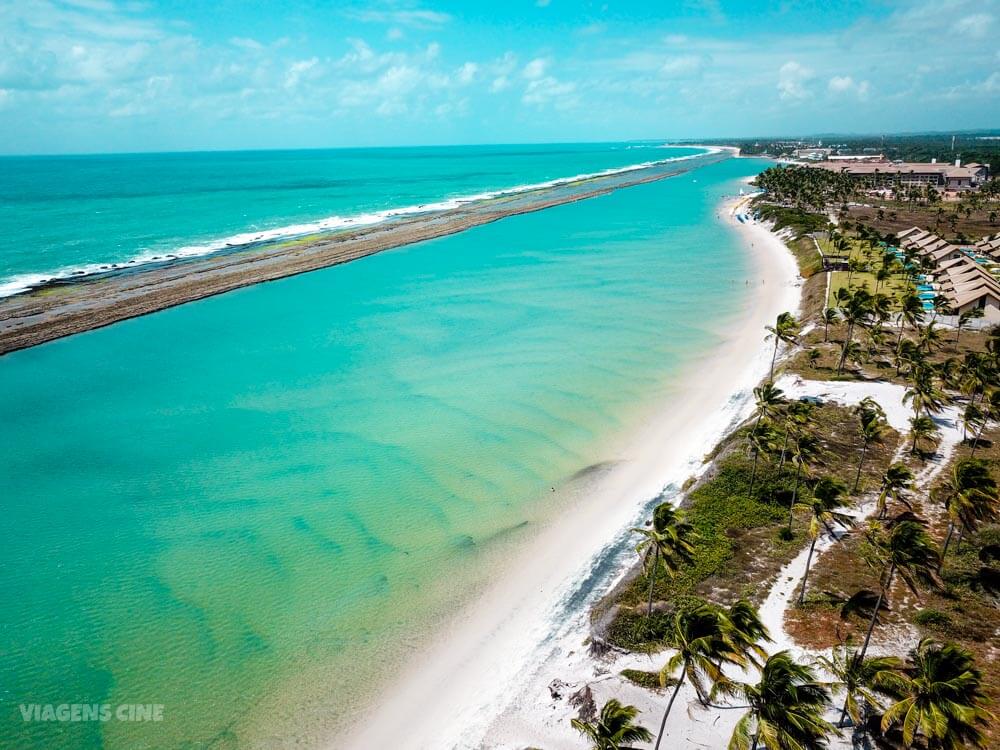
[0,149,718,300]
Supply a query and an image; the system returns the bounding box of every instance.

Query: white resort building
[811,160,990,191]
[896,227,1000,321]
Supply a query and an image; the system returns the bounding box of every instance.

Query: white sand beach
[338,193,802,750]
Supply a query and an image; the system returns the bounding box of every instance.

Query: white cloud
[828,75,871,100]
[979,71,1000,93]
[536,0,551,7]
[345,8,451,29]
[522,57,548,79]
[660,55,702,77]
[952,13,992,38]
[386,27,403,41]
[777,60,813,100]
[490,75,510,92]
[522,76,577,109]
[285,58,319,89]
[456,62,478,85]
[577,22,606,36]
[229,37,264,52]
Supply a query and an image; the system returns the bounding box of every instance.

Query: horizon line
[3,127,1000,159]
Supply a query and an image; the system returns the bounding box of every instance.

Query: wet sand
[0,152,727,356]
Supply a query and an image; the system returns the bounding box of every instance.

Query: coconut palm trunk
[646,547,660,619]
[654,664,687,750]
[858,562,895,662]
[939,523,956,568]
[798,535,818,605]
[853,441,868,493]
[972,418,988,456]
[788,460,803,533]
[749,448,761,498]
[837,320,855,375]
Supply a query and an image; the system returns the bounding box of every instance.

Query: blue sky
[1,0,998,154]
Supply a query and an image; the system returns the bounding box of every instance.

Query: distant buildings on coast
[809,158,990,192]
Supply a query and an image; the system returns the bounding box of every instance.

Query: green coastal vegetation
[567,164,1000,750]
[752,160,1000,241]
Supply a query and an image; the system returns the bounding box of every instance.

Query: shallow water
[0,143,700,295]
[0,156,766,748]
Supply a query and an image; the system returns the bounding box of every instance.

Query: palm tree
[918,320,944,355]
[748,421,778,498]
[766,312,800,381]
[797,477,852,604]
[654,605,744,750]
[875,463,913,519]
[722,599,771,668]
[837,289,873,375]
[818,643,902,729]
[854,398,888,493]
[874,266,892,292]
[904,365,946,419]
[787,432,822,534]
[871,293,893,328]
[897,290,925,350]
[933,459,1000,563]
[821,307,839,343]
[778,400,814,469]
[970,389,1000,456]
[750,382,785,435]
[963,399,985,442]
[958,351,993,409]
[931,296,955,325]
[846,257,866,288]
[876,638,994,749]
[633,506,697,619]
[857,520,941,662]
[726,651,834,750]
[571,699,654,750]
[909,415,939,456]
[895,337,924,378]
[957,306,984,342]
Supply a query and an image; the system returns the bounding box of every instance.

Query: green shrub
[914,608,952,628]
[755,203,829,237]
[621,669,676,690]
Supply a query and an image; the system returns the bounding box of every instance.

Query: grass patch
[621,669,676,690]
[913,608,952,628]
[603,403,899,652]
[755,203,830,237]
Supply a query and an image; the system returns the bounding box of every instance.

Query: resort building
[792,147,832,160]
[975,232,1000,260]
[812,160,990,191]
[896,227,1000,320]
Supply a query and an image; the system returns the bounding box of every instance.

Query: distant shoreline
[0,151,727,356]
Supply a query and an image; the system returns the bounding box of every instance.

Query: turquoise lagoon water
[0,143,699,295]
[0,154,766,749]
